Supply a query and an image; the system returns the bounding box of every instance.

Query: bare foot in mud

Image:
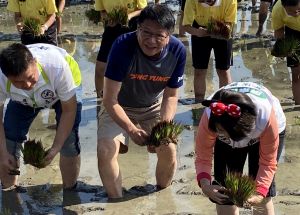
[256,26,263,37]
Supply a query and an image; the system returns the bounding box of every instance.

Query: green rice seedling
[106,6,128,27]
[148,120,184,147]
[22,139,48,169]
[56,11,63,18]
[85,8,101,24]
[271,37,300,62]
[23,17,42,36]
[207,18,231,40]
[224,172,256,208]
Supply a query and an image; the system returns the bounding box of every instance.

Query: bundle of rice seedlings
[106,6,128,27]
[85,8,101,24]
[224,172,256,208]
[56,11,63,18]
[23,17,42,36]
[22,139,48,169]
[147,120,184,147]
[271,37,300,62]
[207,18,231,40]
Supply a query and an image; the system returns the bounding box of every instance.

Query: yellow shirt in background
[7,0,57,24]
[182,0,237,27]
[95,0,147,13]
[272,0,300,31]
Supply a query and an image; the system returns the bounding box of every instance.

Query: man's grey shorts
[97,101,161,153]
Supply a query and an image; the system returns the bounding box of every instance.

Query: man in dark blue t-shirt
[97,4,186,198]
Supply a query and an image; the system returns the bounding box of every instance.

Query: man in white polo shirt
[0,43,82,191]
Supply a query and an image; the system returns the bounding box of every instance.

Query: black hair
[281,0,300,6]
[0,43,34,77]
[203,89,257,141]
[137,4,175,33]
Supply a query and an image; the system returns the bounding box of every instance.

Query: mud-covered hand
[247,193,264,205]
[44,147,60,166]
[128,127,148,146]
[0,152,18,174]
[201,183,230,204]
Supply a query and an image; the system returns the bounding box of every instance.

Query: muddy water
[0,1,300,214]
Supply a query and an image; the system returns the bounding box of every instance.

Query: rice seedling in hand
[22,139,48,169]
[207,18,232,40]
[56,11,63,18]
[147,120,184,147]
[85,8,101,24]
[23,17,42,36]
[224,172,256,208]
[271,37,300,62]
[106,6,128,27]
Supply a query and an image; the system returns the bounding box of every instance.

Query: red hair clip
[210,102,241,117]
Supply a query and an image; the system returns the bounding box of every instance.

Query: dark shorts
[96,24,132,63]
[4,99,82,158]
[191,21,233,70]
[21,21,58,46]
[285,26,300,68]
[181,0,186,11]
[213,130,285,202]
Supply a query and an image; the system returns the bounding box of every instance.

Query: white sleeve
[53,59,76,102]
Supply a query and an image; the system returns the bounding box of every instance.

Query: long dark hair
[203,89,257,141]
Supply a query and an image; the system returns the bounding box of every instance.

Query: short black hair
[281,0,300,6]
[0,43,34,77]
[137,4,175,33]
[204,89,257,141]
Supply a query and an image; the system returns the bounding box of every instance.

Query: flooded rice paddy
[0,0,300,214]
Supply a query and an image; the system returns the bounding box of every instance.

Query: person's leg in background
[285,27,300,105]
[191,34,212,103]
[214,37,233,89]
[256,0,272,36]
[178,0,186,37]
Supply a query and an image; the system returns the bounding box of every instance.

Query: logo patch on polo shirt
[41,89,54,99]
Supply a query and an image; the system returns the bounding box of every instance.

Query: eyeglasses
[138,26,169,42]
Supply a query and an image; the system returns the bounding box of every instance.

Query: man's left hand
[44,147,60,166]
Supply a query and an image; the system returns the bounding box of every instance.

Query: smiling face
[137,19,170,57]
[8,60,39,90]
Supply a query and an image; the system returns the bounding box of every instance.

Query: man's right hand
[201,183,230,205]
[128,127,148,146]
